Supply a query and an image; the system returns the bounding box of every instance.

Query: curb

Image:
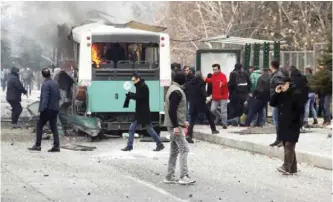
[194,132,332,170]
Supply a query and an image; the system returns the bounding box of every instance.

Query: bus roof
[72,22,165,43]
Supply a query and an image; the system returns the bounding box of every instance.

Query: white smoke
[1,1,160,60]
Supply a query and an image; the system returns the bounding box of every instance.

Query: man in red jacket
[205,64,229,129]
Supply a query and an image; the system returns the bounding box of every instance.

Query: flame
[91,43,102,68]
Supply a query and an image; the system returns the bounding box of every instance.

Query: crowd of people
[3,58,332,184]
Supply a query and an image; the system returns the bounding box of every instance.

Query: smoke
[1,1,160,61]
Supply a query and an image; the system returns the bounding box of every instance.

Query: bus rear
[86,30,170,132]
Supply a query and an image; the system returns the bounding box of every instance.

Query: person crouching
[269,76,303,175]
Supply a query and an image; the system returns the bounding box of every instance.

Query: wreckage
[32,19,171,138]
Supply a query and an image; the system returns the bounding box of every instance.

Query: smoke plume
[1,1,159,62]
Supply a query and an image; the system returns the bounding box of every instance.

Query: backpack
[235,71,249,94]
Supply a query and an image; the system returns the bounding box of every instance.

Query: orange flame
[91,43,102,68]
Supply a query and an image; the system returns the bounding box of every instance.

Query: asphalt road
[1,126,331,202]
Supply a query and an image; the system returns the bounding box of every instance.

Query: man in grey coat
[164,70,196,185]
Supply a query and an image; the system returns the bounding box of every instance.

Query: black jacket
[187,77,208,114]
[269,69,284,98]
[253,72,270,102]
[6,67,27,102]
[228,69,251,99]
[39,78,61,112]
[269,86,303,142]
[128,79,151,124]
[290,69,308,107]
[184,73,194,100]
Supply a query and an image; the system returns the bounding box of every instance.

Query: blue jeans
[304,93,317,123]
[127,120,161,147]
[272,107,279,141]
[186,102,191,123]
[323,95,332,123]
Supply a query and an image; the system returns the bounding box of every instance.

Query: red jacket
[205,72,229,100]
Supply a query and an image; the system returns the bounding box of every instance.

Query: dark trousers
[188,106,216,138]
[244,99,266,126]
[282,141,297,173]
[7,101,22,125]
[35,110,60,148]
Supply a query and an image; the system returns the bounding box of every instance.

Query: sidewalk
[194,125,332,170]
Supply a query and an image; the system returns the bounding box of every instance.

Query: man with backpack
[228,63,251,122]
[243,68,270,126]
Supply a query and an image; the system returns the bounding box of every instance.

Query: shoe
[164,176,178,184]
[313,119,318,125]
[212,130,219,134]
[269,140,281,147]
[121,146,133,151]
[303,122,309,128]
[277,166,290,175]
[48,147,60,152]
[186,137,194,144]
[178,175,196,185]
[277,142,283,147]
[28,145,41,151]
[12,124,22,129]
[222,125,228,129]
[153,143,165,152]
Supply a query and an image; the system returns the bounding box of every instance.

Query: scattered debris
[87,192,91,195]
[44,174,49,177]
[61,144,97,151]
[189,194,193,198]
[328,133,332,138]
[10,143,14,146]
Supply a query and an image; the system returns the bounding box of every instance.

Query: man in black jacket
[121,73,164,152]
[186,71,218,143]
[183,65,194,124]
[269,60,284,147]
[228,64,251,120]
[244,68,270,126]
[28,68,61,152]
[6,66,27,128]
[270,76,303,175]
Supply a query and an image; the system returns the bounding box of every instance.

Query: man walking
[183,65,194,125]
[6,67,27,128]
[303,67,318,126]
[164,70,196,185]
[186,70,218,143]
[205,64,229,129]
[28,68,61,152]
[121,73,164,151]
[269,61,284,147]
[270,76,303,175]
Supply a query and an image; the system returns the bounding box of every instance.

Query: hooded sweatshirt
[6,67,27,102]
[250,70,262,92]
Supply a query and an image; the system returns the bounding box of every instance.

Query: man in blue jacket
[28,68,61,152]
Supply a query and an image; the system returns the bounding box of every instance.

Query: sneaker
[277,166,290,175]
[28,145,41,151]
[178,175,196,185]
[313,119,318,125]
[121,146,133,151]
[12,124,22,129]
[164,176,178,184]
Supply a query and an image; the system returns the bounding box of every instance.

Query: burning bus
[64,21,171,137]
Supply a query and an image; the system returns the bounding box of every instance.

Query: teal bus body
[87,80,164,113]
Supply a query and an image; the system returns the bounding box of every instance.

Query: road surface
[1,125,331,202]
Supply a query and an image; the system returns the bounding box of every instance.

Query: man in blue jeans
[268,61,284,147]
[121,73,164,152]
